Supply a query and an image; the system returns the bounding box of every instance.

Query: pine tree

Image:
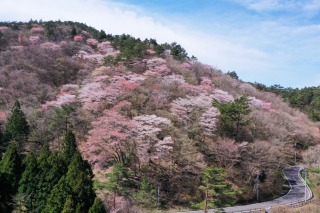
[192,166,236,212]
[106,163,131,209]
[4,100,29,146]
[212,95,251,141]
[98,30,107,40]
[88,198,106,213]
[132,177,157,209]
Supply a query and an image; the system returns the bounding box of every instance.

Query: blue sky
[1,0,320,87]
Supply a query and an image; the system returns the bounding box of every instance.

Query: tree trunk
[204,185,208,213]
[113,191,116,209]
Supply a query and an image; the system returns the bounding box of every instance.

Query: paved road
[173,165,312,213]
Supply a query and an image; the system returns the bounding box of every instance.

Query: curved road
[173,165,312,213]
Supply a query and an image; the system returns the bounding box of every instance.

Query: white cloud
[232,0,318,12]
[304,0,320,11]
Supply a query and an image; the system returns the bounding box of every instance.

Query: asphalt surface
[172,165,312,213]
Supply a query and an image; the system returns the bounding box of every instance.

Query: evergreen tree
[106,163,132,209]
[44,151,95,213]
[98,30,107,40]
[62,196,76,213]
[62,130,77,164]
[42,176,69,213]
[0,173,7,212]
[227,71,239,80]
[18,153,39,211]
[65,151,95,212]
[132,177,157,209]
[170,42,188,61]
[35,146,66,212]
[212,95,251,141]
[71,27,77,37]
[4,100,29,146]
[88,198,106,213]
[0,144,22,212]
[192,166,236,212]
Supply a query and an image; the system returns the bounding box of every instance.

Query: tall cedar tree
[0,144,22,212]
[34,146,66,212]
[192,166,236,212]
[62,195,76,213]
[4,100,29,145]
[44,152,95,213]
[88,198,106,213]
[18,153,39,211]
[62,130,77,165]
[212,95,251,141]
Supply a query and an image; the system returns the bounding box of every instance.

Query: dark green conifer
[4,100,29,145]
[62,130,77,164]
[44,151,95,213]
[0,143,22,211]
[62,195,76,213]
[88,198,106,213]
[18,153,39,211]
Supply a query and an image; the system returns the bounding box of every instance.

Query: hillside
[0,21,319,212]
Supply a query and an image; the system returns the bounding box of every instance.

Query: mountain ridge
[0,20,319,212]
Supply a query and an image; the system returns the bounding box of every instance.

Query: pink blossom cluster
[0,26,9,32]
[79,75,140,111]
[162,74,186,85]
[146,58,170,75]
[82,107,136,169]
[181,61,192,69]
[146,49,156,54]
[29,35,40,44]
[200,77,213,87]
[74,35,84,42]
[133,115,173,164]
[97,42,113,54]
[31,26,45,34]
[171,93,216,121]
[199,107,219,136]
[86,38,99,47]
[239,83,257,94]
[10,46,24,51]
[249,97,273,112]
[178,78,214,95]
[0,111,7,121]
[18,35,28,45]
[40,42,61,51]
[211,89,234,103]
[41,84,79,110]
